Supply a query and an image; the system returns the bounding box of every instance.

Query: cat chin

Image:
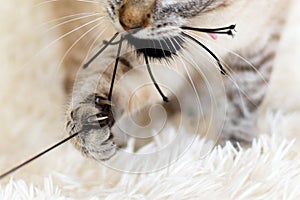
[128,27,182,40]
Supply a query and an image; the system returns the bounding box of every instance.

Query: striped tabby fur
[51,0,291,160]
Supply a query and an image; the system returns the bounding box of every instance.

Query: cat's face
[106,0,228,39]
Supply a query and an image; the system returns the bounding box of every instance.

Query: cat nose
[118,0,155,31]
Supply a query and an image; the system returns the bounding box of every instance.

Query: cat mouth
[123,34,184,59]
[116,25,183,59]
[83,24,236,103]
[120,24,236,59]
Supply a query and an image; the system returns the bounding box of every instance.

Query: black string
[0,132,79,180]
[0,34,123,180]
[182,24,236,38]
[181,24,236,34]
[104,39,123,46]
[107,37,123,102]
[83,33,119,69]
[143,50,169,102]
[182,32,227,75]
[0,25,234,180]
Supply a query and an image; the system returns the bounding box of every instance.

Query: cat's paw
[66,95,117,161]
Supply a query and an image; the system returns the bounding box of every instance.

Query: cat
[52,0,291,161]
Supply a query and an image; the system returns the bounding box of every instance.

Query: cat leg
[220,37,279,145]
[65,54,164,160]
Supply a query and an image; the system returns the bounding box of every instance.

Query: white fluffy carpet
[1,0,300,199]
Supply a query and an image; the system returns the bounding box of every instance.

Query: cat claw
[66,99,117,161]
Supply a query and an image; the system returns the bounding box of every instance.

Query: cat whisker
[165,37,183,71]
[83,32,120,69]
[157,39,168,59]
[176,34,259,140]
[182,24,236,36]
[219,62,263,109]
[184,32,265,109]
[188,32,269,87]
[16,15,105,73]
[55,22,107,72]
[43,13,102,34]
[34,0,61,7]
[75,0,99,3]
[144,49,169,102]
[33,16,103,68]
[170,36,220,141]
[35,0,99,7]
[80,26,110,68]
[182,32,227,75]
[39,12,98,28]
[167,37,205,101]
[175,35,220,107]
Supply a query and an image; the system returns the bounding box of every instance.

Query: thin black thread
[83,32,119,69]
[181,24,236,33]
[0,132,79,180]
[107,37,123,102]
[182,32,227,75]
[144,50,169,102]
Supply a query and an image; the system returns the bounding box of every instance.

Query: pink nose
[118,0,156,31]
[119,16,142,31]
